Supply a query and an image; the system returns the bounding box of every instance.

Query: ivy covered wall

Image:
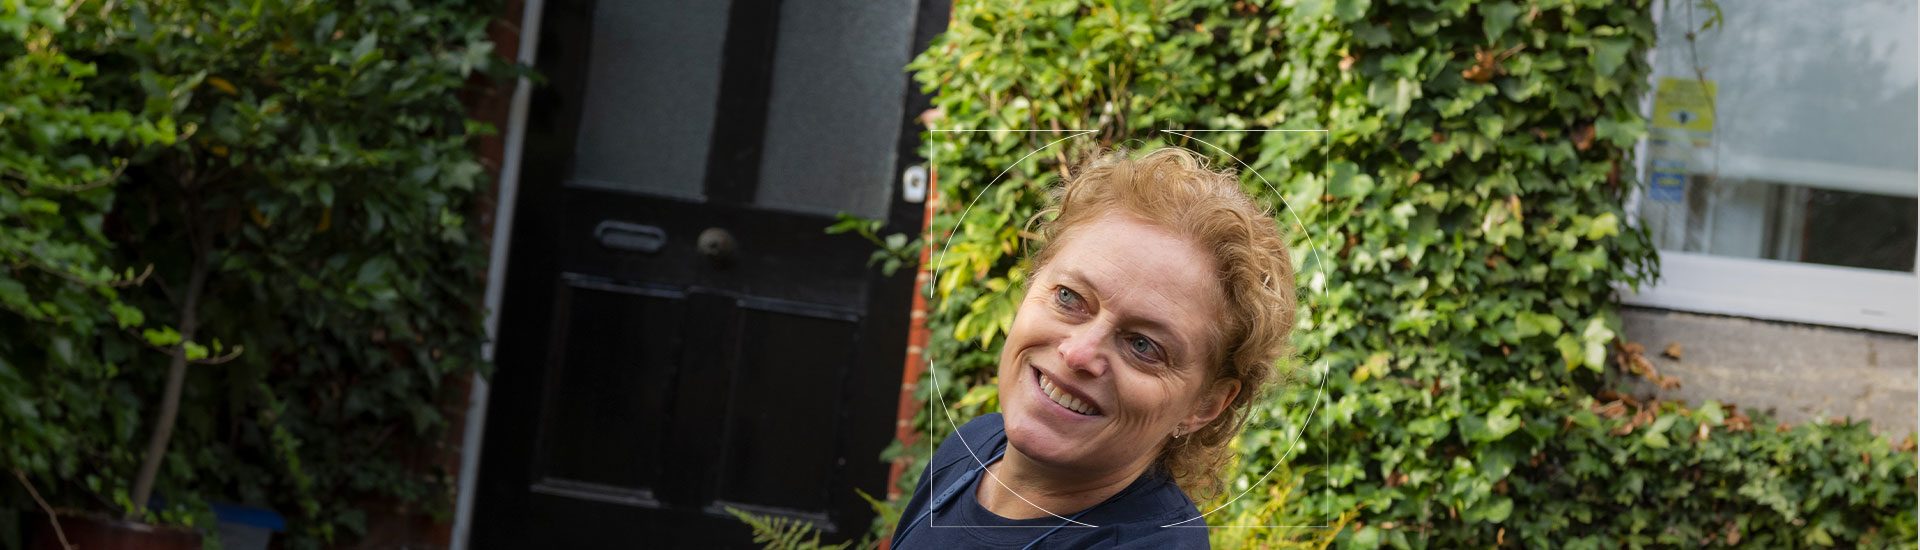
[895,0,1918,548]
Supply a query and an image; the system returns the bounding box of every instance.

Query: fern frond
[723,506,855,550]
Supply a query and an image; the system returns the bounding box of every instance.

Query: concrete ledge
[1617,307,1919,438]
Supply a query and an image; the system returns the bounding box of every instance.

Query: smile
[1035,367,1103,416]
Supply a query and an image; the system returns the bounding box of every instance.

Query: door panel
[531,279,687,493]
[712,304,861,517]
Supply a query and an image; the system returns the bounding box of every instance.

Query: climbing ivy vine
[894,0,1918,548]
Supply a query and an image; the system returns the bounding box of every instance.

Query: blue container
[210,503,285,550]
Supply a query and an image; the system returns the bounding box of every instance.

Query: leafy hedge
[1,0,503,547]
[896,0,1919,548]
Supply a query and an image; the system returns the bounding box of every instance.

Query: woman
[891,147,1297,549]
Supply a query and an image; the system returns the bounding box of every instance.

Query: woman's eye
[1055,286,1081,309]
[1128,336,1161,361]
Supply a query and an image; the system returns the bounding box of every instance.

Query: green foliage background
[1,0,502,547]
[895,0,1920,548]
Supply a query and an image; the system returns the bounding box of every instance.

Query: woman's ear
[1185,378,1242,429]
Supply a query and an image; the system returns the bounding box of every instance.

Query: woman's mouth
[1034,367,1103,416]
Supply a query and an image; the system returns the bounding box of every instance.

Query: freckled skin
[976,214,1241,520]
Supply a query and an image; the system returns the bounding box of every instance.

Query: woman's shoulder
[929,413,1006,468]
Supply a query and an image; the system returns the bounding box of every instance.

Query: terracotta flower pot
[29,511,201,550]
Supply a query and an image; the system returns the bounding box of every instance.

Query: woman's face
[997,214,1239,477]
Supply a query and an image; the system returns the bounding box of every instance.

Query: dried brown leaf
[1632,356,1657,378]
[1573,124,1596,151]
[1609,420,1634,436]
[1462,45,1521,83]
[1597,400,1628,419]
[1613,406,1654,436]
[1657,374,1682,390]
[1726,411,1753,433]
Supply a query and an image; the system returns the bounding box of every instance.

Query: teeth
[1037,372,1100,416]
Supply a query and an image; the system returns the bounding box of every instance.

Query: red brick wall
[878,172,941,550]
[352,1,523,547]
[886,175,941,501]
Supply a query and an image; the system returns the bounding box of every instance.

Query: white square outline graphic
[916,128,1339,532]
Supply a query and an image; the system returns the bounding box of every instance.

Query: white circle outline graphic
[918,128,1336,531]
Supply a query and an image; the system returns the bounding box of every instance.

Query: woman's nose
[1057,324,1109,377]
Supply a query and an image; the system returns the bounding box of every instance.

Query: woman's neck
[974,445,1154,520]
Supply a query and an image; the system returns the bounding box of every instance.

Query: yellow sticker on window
[1651,77,1716,147]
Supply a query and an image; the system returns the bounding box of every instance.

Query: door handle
[595,221,667,254]
[697,227,736,266]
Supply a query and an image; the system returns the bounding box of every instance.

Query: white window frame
[1616,249,1918,334]
[1617,4,1920,335]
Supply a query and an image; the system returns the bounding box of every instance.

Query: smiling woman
[891,148,1297,549]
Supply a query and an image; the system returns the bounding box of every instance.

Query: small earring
[1172,426,1184,438]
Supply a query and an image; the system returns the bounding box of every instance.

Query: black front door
[473,1,947,547]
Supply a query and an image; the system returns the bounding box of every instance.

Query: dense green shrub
[896,0,1918,548]
[1,0,503,547]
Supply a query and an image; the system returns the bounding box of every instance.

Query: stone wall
[1618,307,1918,438]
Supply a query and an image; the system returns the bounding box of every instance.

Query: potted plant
[0,0,268,543]
[0,0,208,547]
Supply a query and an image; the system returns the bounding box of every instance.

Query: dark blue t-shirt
[890,413,1211,549]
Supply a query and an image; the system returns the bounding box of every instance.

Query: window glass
[1642,176,1916,271]
[753,0,917,218]
[1639,0,1918,272]
[568,1,728,200]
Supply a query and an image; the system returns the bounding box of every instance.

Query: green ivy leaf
[1696,400,1725,425]
[1480,3,1523,41]
[1585,212,1619,240]
[1475,495,1514,523]
[1589,36,1634,77]
[1333,0,1371,23]
[1367,78,1420,118]
[1328,161,1375,198]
